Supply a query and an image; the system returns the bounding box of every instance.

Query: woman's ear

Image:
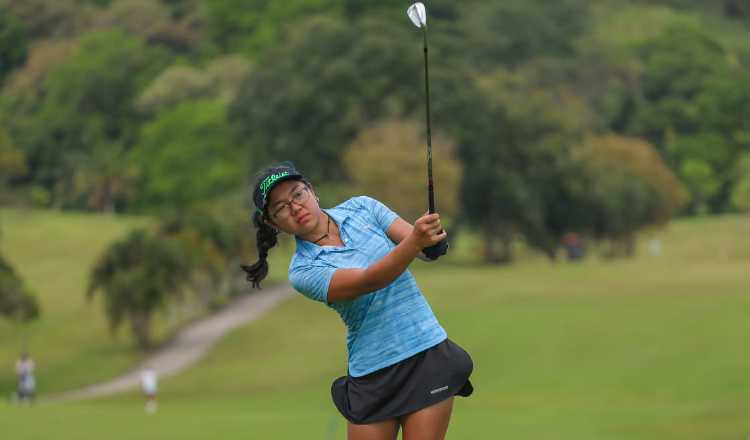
[263,216,279,232]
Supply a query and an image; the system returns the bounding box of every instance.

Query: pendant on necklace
[313,214,331,244]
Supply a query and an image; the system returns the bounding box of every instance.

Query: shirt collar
[294,207,351,259]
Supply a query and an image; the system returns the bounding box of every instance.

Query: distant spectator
[15,352,36,404]
[648,238,662,256]
[562,232,585,261]
[140,369,158,413]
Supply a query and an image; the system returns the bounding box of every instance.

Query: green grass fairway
[1,213,749,439]
[0,208,151,393]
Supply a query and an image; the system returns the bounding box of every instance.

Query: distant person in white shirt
[140,369,158,413]
[15,352,36,404]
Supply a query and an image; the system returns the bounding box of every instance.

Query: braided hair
[241,161,309,289]
[241,209,279,289]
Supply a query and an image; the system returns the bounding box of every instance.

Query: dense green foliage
[625,25,750,213]
[343,120,461,223]
[577,135,689,256]
[85,206,254,349]
[158,209,253,308]
[3,30,168,210]
[731,153,750,211]
[203,0,339,54]
[0,254,38,321]
[131,99,240,210]
[461,0,589,69]
[0,0,748,261]
[87,229,188,349]
[0,7,28,84]
[230,15,422,182]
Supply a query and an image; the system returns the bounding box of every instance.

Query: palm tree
[158,210,250,308]
[87,229,187,349]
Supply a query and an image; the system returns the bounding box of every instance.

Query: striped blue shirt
[288,196,447,377]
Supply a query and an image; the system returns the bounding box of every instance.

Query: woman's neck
[308,211,343,246]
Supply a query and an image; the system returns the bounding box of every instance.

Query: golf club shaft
[422,27,435,214]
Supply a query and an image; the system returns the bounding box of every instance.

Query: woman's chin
[298,213,312,225]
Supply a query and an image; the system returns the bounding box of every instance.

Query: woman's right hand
[326,212,447,303]
[408,212,447,250]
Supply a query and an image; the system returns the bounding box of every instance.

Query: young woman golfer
[243,162,473,440]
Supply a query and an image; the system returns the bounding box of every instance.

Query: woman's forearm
[361,235,421,292]
[327,237,421,303]
[327,213,444,303]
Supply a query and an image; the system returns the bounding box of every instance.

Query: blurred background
[0,0,749,438]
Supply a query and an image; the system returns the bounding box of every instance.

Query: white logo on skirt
[430,385,449,394]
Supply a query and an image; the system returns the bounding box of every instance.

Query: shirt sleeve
[356,196,399,233]
[289,263,337,304]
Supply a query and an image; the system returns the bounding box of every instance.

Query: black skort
[331,338,474,425]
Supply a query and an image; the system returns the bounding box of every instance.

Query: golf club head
[407,2,427,28]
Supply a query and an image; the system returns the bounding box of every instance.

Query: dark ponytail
[241,210,279,289]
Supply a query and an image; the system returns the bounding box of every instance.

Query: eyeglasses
[270,185,311,220]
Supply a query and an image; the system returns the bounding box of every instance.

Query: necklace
[312,213,331,244]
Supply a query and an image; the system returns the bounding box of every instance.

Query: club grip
[423,237,448,260]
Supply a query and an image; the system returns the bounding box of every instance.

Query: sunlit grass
[1,210,749,439]
[0,209,161,394]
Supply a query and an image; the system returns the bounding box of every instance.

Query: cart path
[46,285,294,402]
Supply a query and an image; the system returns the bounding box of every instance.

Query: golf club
[408,2,447,260]
[407,2,436,215]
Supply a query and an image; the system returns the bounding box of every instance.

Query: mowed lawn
[0,208,153,393]
[1,212,749,439]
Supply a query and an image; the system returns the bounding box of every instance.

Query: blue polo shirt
[288,196,447,377]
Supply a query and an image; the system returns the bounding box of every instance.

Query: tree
[730,153,750,212]
[688,72,750,212]
[627,25,750,213]
[129,99,242,211]
[158,210,250,308]
[631,0,749,17]
[5,30,168,209]
[0,0,94,40]
[229,15,422,183]
[461,0,590,70]
[136,65,214,113]
[0,128,27,196]
[136,56,252,114]
[724,0,750,19]
[577,135,688,256]
[438,70,589,262]
[202,0,340,55]
[340,0,407,20]
[634,26,727,139]
[68,142,138,212]
[0,7,28,84]
[87,229,188,349]
[0,254,39,322]
[343,120,461,223]
[91,0,172,44]
[162,0,201,19]
[0,40,76,96]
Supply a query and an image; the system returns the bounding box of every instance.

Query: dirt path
[46,285,294,402]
